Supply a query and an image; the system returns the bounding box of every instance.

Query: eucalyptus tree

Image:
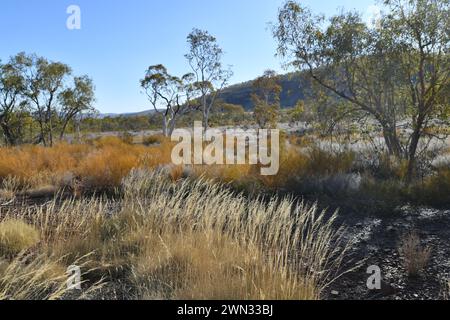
[22,54,72,146]
[3,53,98,146]
[0,54,28,145]
[141,65,199,136]
[185,28,232,130]
[251,70,282,129]
[273,0,449,180]
[58,75,95,140]
[387,0,449,178]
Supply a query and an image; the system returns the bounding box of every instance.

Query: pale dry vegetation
[0,169,350,300]
[0,219,40,258]
[398,231,432,277]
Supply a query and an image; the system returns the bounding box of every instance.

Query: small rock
[331,290,339,296]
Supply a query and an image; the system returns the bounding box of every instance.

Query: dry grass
[192,143,355,193]
[445,280,450,300]
[0,137,174,192]
[0,176,21,201]
[120,169,349,299]
[0,254,68,300]
[142,134,167,146]
[0,169,349,300]
[0,220,40,258]
[416,167,450,207]
[398,231,431,278]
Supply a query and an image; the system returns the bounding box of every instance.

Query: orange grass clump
[0,137,174,192]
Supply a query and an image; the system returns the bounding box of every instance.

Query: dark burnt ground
[325,206,450,300]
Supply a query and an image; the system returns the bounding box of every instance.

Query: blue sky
[0,0,377,113]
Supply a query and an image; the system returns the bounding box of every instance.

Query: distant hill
[99,71,312,117]
[97,109,158,119]
[219,71,312,110]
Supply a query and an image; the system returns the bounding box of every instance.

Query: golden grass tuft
[0,254,68,300]
[418,167,450,207]
[119,169,349,299]
[132,232,317,300]
[0,220,40,258]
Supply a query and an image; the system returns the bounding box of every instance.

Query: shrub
[143,134,166,146]
[399,231,431,277]
[0,137,176,193]
[0,220,40,258]
[306,147,355,176]
[413,167,450,207]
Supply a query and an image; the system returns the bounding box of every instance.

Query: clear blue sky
[0,0,377,113]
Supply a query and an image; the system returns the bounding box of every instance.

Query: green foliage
[186,28,233,128]
[252,70,282,128]
[288,101,305,124]
[0,52,97,146]
[272,0,450,180]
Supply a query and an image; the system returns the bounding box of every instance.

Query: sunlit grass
[0,169,349,300]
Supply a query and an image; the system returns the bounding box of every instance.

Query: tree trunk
[406,117,424,182]
[38,121,47,146]
[203,108,210,131]
[48,123,54,147]
[381,125,402,158]
[60,121,69,141]
[162,117,168,137]
[202,95,209,131]
[0,122,17,146]
[168,118,177,136]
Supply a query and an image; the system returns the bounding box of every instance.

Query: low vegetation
[398,231,432,278]
[0,220,40,258]
[0,136,173,192]
[0,170,349,300]
[0,133,448,210]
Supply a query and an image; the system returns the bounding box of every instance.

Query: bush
[399,231,431,277]
[143,134,166,146]
[0,220,40,258]
[306,147,355,176]
[412,167,450,207]
[0,137,175,193]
